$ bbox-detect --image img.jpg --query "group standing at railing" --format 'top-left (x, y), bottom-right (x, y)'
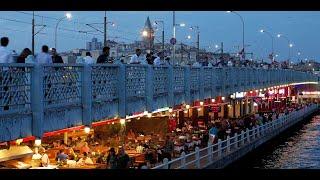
top-left (0, 36), bottom-right (169, 66)
top-left (0, 36), bottom-right (315, 70)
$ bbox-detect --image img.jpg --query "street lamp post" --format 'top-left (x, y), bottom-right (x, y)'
top-left (31, 12), bottom-right (46, 55)
top-left (190, 26), bottom-right (200, 61)
top-left (227, 11), bottom-right (245, 59)
top-left (155, 20), bottom-right (165, 52)
top-left (55, 13), bottom-right (72, 49)
top-left (297, 51), bottom-right (301, 62)
top-left (173, 11), bottom-right (176, 62)
top-left (104, 11), bottom-right (107, 47)
top-left (260, 29), bottom-right (274, 61)
top-left (277, 34), bottom-right (292, 61)
top-left (172, 11), bottom-right (186, 65)
top-left (32, 11), bottom-right (35, 55)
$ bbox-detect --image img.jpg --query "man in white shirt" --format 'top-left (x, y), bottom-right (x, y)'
top-left (0, 37), bottom-right (14, 63)
top-left (83, 52), bottom-right (94, 64)
top-left (153, 51), bottom-right (167, 66)
top-left (35, 45), bottom-right (52, 64)
top-left (77, 152), bottom-right (94, 166)
top-left (39, 147), bottom-right (50, 167)
top-left (130, 48), bottom-right (146, 64)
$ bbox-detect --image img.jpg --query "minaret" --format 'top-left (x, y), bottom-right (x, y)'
top-left (142, 16), bottom-right (155, 52)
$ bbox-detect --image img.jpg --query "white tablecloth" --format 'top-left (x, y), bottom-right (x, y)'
top-left (174, 145), bottom-right (184, 152)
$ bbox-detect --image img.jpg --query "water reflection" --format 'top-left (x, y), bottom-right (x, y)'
top-left (229, 114), bottom-right (320, 169)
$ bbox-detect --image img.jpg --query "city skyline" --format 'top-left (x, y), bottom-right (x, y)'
top-left (0, 11), bottom-right (319, 61)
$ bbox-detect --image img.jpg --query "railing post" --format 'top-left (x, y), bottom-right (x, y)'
top-left (234, 133), bottom-right (238, 148)
top-left (195, 147), bottom-right (200, 168)
top-left (163, 158), bottom-right (169, 169)
top-left (168, 65), bottom-right (174, 107)
top-left (217, 139), bottom-right (222, 158)
top-left (118, 64), bottom-right (126, 117)
top-left (256, 125), bottom-right (260, 138)
top-left (250, 126), bottom-right (255, 140)
top-left (146, 65), bottom-right (154, 112)
top-left (226, 136), bottom-right (230, 153)
top-left (82, 64), bottom-right (92, 126)
top-left (246, 128), bottom-right (250, 143)
top-left (181, 151), bottom-right (186, 169)
top-left (31, 64), bottom-right (44, 138)
top-left (241, 130), bottom-right (245, 146)
top-left (207, 141), bottom-right (213, 164)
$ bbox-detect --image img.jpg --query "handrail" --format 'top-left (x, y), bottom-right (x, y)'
top-left (0, 63), bottom-right (318, 142)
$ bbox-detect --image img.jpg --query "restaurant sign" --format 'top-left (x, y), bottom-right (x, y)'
top-left (211, 106), bottom-right (220, 113)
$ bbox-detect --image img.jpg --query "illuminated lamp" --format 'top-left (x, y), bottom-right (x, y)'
top-left (16, 139), bottom-right (23, 145)
top-left (84, 127), bottom-right (90, 134)
top-left (34, 139), bottom-right (41, 146)
top-left (120, 119), bottom-right (126, 125)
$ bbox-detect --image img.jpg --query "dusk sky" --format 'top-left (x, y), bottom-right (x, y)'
top-left (0, 11), bottom-right (319, 62)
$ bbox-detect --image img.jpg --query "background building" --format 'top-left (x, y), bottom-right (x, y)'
top-left (142, 16), bottom-right (155, 52)
top-left (86, 37), bottom-right (102, 51)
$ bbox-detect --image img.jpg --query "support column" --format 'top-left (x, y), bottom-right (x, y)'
top-left (233, 100), bottom-right (236, 118)
top-left (64, 132), bottom-right (68, 145)
top-left (118, 64), bottom-right (126, 117)
top-left (250, 99), bottom-right (254, 114)
top-left (239, 100), bottom-right (243, 117)
top-left (82, 64), bottom-right (92, 126)
top-left (245, 98), bottom-right (249, 115)
top-left (178, 111), bottom-right (185, 128)
top-left (146, 65), bottom-right (154, 112)
top-left (31, 64), bottom-right (44, 138)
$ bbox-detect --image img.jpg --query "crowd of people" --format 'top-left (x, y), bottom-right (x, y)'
top-left (0, 36), bottom-right (170, 66)
top-left (207, 103), bottom-right (309, 144)
top-left (0, 37), bottom-right (64, 64)
top-left (0, 36), bottom-right (300, 70)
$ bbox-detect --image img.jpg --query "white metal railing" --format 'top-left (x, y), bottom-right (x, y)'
top-left (152, 104), bottom-right (318, 169)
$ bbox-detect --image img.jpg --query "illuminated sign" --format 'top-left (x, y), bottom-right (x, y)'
top-left (279, 89), bottom-right (285, 94)
top-left (235, 92), bottom-right (245, 98)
